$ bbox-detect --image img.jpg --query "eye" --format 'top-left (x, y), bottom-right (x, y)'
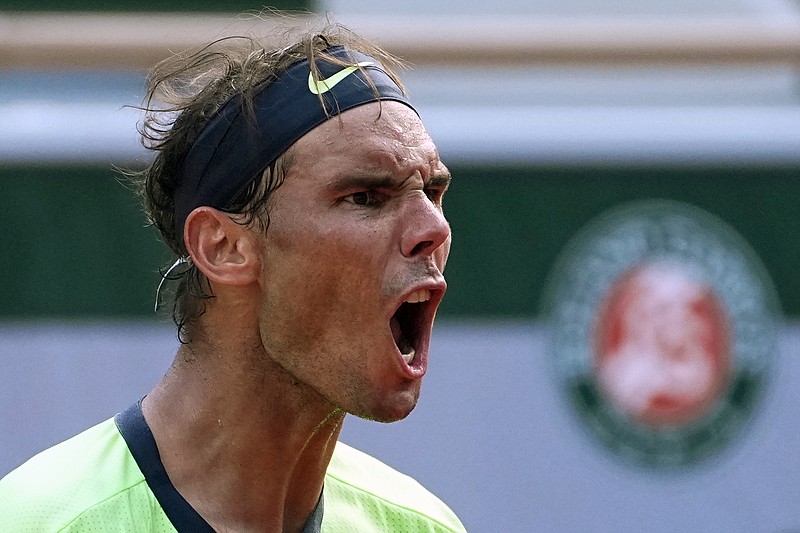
top-left (347, 191), bottom-right (371, 206)
top-left (343, 190), bottom-right (385, 207)
top-left (424, 186), bottom-right (445, 204)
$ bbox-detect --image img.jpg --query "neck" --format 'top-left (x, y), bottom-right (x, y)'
top-left (142, 334), bottom-right (345, 533)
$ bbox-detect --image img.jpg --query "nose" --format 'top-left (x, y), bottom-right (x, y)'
top-left (401, 194), bottom-right (451, 259)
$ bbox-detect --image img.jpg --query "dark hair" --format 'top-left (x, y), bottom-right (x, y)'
top-left (130, 22), bottom-right (407, 342)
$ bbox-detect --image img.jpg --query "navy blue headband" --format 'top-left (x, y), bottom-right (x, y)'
top-left (173, 45), bottom-right (416, 238)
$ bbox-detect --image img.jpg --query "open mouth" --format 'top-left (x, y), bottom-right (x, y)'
top-left (390, 289), bottom-right (432, 365)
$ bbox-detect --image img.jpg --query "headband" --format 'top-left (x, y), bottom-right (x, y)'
top-left (173, 45), bottom-right (416, 238)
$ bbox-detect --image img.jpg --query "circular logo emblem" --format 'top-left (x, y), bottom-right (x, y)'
top-left (542, 200), bottom-right (778, 468)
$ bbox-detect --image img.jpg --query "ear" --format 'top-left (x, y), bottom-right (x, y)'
top-left (183, 207), bottom-right (260, 286)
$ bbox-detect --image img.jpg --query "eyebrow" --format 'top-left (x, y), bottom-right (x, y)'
top-left (328, 173), bottom-right (397, 192)
top-left (329, 171), bottom-right (452, 192)
top-left (428, 172), bottom-right (452, 190)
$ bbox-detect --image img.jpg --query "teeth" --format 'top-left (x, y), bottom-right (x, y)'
top-left (405, 289), bottom-right (431, 304)
top-left (402, 348), bottom-right (416, 365)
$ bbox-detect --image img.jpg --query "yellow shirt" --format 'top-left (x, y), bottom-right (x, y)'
top-left (0, 404), bottom-right (466, 533)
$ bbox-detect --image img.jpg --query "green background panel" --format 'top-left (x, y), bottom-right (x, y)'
top-left (1, 1), bottom-right (310, 12)
top-left (440, 165), bottom-right (800, 318)
top-left (1, 164), bottom-right (798, 319)
top-left (0, 166), bottom-right (169, 318)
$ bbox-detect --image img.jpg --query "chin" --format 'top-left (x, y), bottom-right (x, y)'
top-left (353, 390), bottom-right (420, 423)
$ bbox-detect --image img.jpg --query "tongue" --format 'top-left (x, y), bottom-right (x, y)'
top-left (391, 315), bottom-right (403, 344)
top-left (390, 315), bottom-right (413, 356)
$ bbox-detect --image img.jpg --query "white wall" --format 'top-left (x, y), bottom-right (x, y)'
top-left (2, 321), bottom-right (798, 532)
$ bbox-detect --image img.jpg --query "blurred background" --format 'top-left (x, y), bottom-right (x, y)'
top-left (2, 1), bottom-right (800, 531)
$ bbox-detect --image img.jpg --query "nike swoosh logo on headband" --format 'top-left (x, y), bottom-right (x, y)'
top-left (308, 61), bottom-right (374, 95)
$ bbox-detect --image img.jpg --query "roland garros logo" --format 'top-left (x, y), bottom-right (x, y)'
top-left (542, 200), bottom-right (778, 468)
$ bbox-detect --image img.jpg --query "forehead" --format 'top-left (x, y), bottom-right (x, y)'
top-left (288, 101), bottom-right (445, 178)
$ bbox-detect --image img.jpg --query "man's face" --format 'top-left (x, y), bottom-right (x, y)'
top-left (254, 101), bottom-right (451, 422)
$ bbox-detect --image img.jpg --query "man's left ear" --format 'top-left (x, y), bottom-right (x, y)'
top-left (183, 207), bottom-right (261, 287)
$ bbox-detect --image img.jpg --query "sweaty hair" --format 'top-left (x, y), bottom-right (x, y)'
top-left (132, 22), bottom-right (407, 342)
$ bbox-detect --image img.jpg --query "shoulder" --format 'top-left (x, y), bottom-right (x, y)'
top-left (324, 441), bottom-right (467, 533)
top-left (0, 417), bottom-right (171, 532)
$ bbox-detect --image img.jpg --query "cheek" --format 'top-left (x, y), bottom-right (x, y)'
top-left (259, 226), bottom-right (385, 351)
